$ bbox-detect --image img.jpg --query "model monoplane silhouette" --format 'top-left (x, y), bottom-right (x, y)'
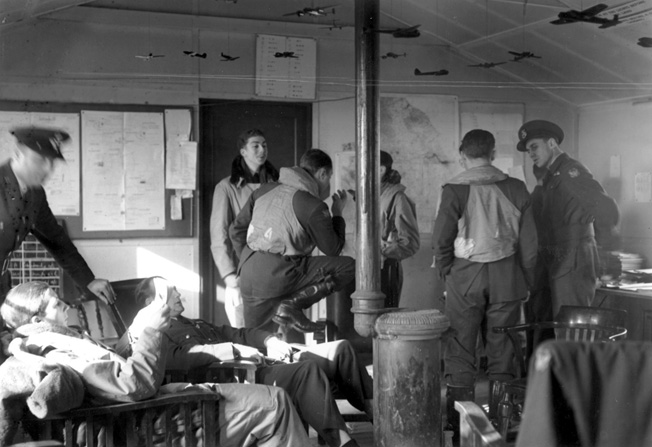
top-left (414, 68), bottom-right (449, 76)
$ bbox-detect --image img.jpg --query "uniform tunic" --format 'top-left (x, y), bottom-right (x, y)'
top-left (0, 162), bottom-right (95, 301)
top-left (538, 153), bottom-right (619, 314)
top-left (164, 316), bottom-right (372, 447)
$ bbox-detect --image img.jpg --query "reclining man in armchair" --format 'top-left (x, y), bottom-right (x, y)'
top-left (0, 280), bottom-right (311, 446)
top-left (131, 276), bottom-right (373, 447)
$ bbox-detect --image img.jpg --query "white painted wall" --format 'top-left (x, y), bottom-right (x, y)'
top-left (579, 101), bottom-right (652, 267)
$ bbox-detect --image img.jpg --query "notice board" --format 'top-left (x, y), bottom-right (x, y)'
top-left (0, 101), bottom-right (194, 239)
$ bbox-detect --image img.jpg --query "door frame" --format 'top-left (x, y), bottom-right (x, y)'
top-left (198, 99), bottom-right (312, 323)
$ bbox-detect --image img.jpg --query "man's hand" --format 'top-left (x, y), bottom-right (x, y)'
top-left (129, 299), bottom-right (170, 340)
top-left (265, 336), bottom-right (294, 361)
top-left (87, 279), bottom-right (116, 304)
top-left (232, 343), bottom-right (265, 364)
top-left (330, 189), bottom-right (348, 217)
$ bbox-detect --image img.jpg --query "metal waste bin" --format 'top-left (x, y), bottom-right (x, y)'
top-left (374, 309), bottom-right (450, 447)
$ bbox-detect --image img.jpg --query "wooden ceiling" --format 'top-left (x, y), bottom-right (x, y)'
top-left (1, 0), bottom-right (651, 107)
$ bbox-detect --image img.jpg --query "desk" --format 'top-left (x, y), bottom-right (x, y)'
top-left (595, 287), bottom-right (652, 341)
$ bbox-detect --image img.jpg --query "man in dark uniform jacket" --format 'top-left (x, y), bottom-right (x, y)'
top-left (131, 277), bottom-right (371, 447)
top-left (0, 127), bottom-right (115, 305)
top-left (516, 120), bottom-right (620, 316)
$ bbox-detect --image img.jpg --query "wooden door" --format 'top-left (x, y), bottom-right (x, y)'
top-left (199, 99), bottom-right (312, 323)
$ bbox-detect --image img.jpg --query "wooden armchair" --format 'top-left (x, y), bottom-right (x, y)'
top-left (491, 305), bottom-right (628, 438)
top-left (33, 391), bottom-right (220, 447)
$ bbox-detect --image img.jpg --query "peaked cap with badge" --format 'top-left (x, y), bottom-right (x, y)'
top-left (516, 120), bottom-right (564, 152)
top-left (10, 126), bottom-right (70, 160)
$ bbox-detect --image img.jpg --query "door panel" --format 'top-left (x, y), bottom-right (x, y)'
top-left (199, 99), bottom-right (312, 323)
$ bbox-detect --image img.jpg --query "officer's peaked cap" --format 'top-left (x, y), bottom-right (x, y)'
top-left (10, 126), bottom-right (70, 160)
top-left (517, 120), bottom-right (564, 152)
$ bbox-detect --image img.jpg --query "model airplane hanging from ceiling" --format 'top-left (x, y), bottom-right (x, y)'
top-left (320, 20), bottom-right (345, 30)
top-left (275, 51), bottom-right (299, 58)
top-left (381, 52), bottom-right (407, 59)
top-left (135, 53), bottom-right (165, 60)
top-left (637, 37), bottom-right (652, 48)
top-left (220, 52), bottom-right (240, 61)
top-left (184, 51), bottom-right (207, 58)
top-left (550, 4), bottom-right (620, 29)
top-left (368, 25), bottom-right (421, 38)
top-left (283, 5), bottom-right (338, 17)
top-left (509, 51), bottom-right (541, 61)
top-left (414, 68), bottom-right (449, 76)
top-left (468, 61), bottom-right (506, 68)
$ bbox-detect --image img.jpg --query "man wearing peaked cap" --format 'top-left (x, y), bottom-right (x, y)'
top-left (10, 126), bottom-right (69, 160)
top-left (0, 126), bottom-right (116, 307)
top-left (516, 119), bottom-right (620, 318)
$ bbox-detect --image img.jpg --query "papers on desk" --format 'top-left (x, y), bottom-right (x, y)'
top-left (618, 282), bottom-right (652, 291)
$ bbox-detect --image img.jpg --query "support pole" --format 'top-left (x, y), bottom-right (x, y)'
top-left (352, 0), bottom-right (385, 338)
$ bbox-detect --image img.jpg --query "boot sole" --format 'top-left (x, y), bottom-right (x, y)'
top-left (272, 314), bottom-right (323, 333)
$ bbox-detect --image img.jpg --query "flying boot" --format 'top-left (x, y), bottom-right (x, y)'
top-left (445, 384), bottom-right (475, 444)
top-left (487, 380), bottom-right (505, 422)
top-left (272, 278), bottom-right (336, 333)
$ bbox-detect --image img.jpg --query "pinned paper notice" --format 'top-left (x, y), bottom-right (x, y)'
top-left (634, 172), bottom-right (652, 203)
top-left (171, 194), bottom-right (182, 220)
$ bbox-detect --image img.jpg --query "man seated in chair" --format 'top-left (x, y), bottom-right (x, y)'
top-left (230, 148), bottom-right (356, 334)
top-left (0, 281), bottom-right (312, 447)
top-left (133, 276), bottom-right (372, 447)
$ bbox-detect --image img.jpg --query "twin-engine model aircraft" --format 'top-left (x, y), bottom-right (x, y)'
top-left (468, 61), bottom-right (506, 68)
top-left (509, 51), bottom-right (542, 61)
top-left (414, 68), bottom-right (449, 76)
top-left (220, 53), bottom-right (240, 61)
top-left (136, 53), bottom-right (165, 60)
top-left (184, 51), bottom-right (207, 58)
top-left (551, 4), bottom-right (620, 29)
top-left (381, 52), bottom-right (407, 59)
top-left (369, 25), bottom-right (421, 38)
top-left (275, 52), bottom-right (299, 58)
top-left (283, 5), bottom-right (338, 17)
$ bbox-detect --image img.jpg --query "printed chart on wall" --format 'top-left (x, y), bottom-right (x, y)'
top-left (380, 95), bottom-right (460, 233)
top-left (335, 95), bottom-right (460, 238)
top-left (460, 102), bottom-right (525, 181)
top-left (255, 34), bottom-right (317, 100)
top-left (0, 111), bottom-right (81, 216)
top-left (81, 110), bottom-right (165, 232)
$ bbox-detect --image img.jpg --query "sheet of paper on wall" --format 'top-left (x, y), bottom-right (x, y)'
top-left (0, 111), bottom-right (81, 216)
top-left (124, 112), bottom-right (165, 230)
top-left (82, 110), bottom-right (165, 231)
top-left (166, 141), bottom-right (197, 189)
top-left (170, 189), bottom-right (194, 221)
top-left (255, 34), bottom-right (317, 100)
top-left (170, 194), bottom-right (182, 220)
top-left (634, 172), bottom-right (652, 203)
top-left (509, 165), bottom-right (526, 182)
top-left (165, 109), bottom-right (196, 190)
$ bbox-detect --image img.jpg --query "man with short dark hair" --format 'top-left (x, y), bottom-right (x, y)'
top-left (0, 127), bottom-right (115, 306)
top-left (516, 119), bottom-right (620, 315)
top-left (433, 129), bottom-right (537, 437)
top-left (230, 148), bottom-right (355, 333)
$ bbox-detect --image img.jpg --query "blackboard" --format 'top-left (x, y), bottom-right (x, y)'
top-left (0, 101), bottom-right (194, 239)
